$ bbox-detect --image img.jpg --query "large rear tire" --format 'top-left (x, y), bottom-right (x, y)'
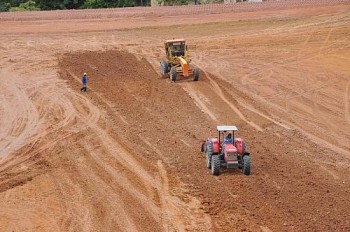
top-left (193, 68), bottom-right (199, 81)
top-left (211, 155), bottom-right (220, 176)
top-left (160, 61), bottom-right (168, 77)
top-left (170, 67), bottom-right (177, 82)
top-left (243, 155), bottom-right (251, 176)
top-left (206, 143), bottom-right (213, 155)
top-left (242, 140), bottom-right (247, 154)
top-left (206, 153), bottom-right (211, 169)
top-left (205, 143), bottom-right (213, 169)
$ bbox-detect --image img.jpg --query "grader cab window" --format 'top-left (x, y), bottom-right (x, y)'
top-left (170, 42), bottom-right (185, 57)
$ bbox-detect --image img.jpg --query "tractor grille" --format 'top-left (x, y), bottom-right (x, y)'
top-left (227, 161), bottom-right (238, 169)
top-left (227, 152), bottom-right (238, 160)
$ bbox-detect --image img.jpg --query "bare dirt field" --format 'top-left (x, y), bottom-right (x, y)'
top-left (0, 0), bottom-right (350, 231)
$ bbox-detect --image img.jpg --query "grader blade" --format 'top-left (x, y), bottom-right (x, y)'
top-left (178, 57), bottom-right (189, 77)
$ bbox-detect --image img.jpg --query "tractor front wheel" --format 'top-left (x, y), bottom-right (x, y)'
top-left (160, 61), bottom-right (168, 77)
top-left (193, 68), bottom-right (199, 81)
top-left (211, 155), bottom-right (220, 176)
top-left (170, 67), bottom-right (177, 82)
top-left (243, 155), bottom-right (251, 176)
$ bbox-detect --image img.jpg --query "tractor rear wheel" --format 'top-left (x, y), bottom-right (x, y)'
top-left (170, 67), bottom-right (177, 82)
top-left (206, 153), bottom-right (211, 169)
top-left (243, 155), bottom-right (251, 176)
top-left (193, 68), bottom-right (199, 81)
top-left (160, 61), bottom-right (168, 77)
top-left (206, 143), bottom-right (213, 169)
top-left (242, 140), bottom-right (247, 154)
top-left (211, 155), bottom-right (220, 176)
top-left (206, 143), bottom-right (213, 155)
top-left (239, 141), bottom-right (247, 170)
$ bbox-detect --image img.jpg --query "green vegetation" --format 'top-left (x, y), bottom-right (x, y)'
top-left (0, 0), bottom-right (151, 12)
top-left (0, 2), bottom-right (10, 11)
top-left (83, 0), bottom-right (107, 8)
top-left (9, 0), bottom-right (40, 11)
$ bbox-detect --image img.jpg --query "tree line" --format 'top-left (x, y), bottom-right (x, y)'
top-left (0, 0), bottom-right (151, 12)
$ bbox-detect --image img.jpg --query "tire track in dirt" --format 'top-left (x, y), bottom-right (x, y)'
top-left (205, 73), bottom-right (263, 131)
top-left (60, 61), bottom-right (213, 231)
top-left (178, 49), bottom-right (264, 131)
top-left (66, 70), bottom-right (130, 126)
top-left (63, 78), bottom-right (172, 231)
top-left (1, 4), bottom-right (350, 231)
top-left (0, 67), bottom-right (101, 231)
top-left (0, 172), bottom-right (63, 231)
top-left (61, 50), bottom-right (333, 231)
top-left (86, 143), bottom-right (160, 216)
top-left (181, 83), bottom-right (218, 122)
top-left (0, 70), bottom-right (41, 162)
top-left (9, 83), bottom-right (98, 161)
top-left (344, 80), bottom-right (350, 125)
top-left (293, 21), bottom-right (350, 154)
top-left (0, 79), bottom-right (169, 230)
top-left (55, 170), bottom-right (96, 232)
top-left (190, 44), bottom-right (294, 131)
top-left (1, 53), bottom-right (168, 230)
top-left (192, 14), bottom-right (350, 156)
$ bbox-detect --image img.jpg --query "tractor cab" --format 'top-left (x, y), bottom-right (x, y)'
top-left (165, 39), bottom-right (187, 59)
top-left (217, 125), bottom-right (238, 148)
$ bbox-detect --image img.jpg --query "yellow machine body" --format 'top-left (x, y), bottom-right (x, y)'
top-left (164, 39), bottom-right (193, 77)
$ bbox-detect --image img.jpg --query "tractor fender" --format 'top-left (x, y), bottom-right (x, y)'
top-left (234, 138), bottom-right (247, 155)
top-left (204, 138), bottom-right (219, 155)
top-left (210, 138), bottom-right (220, 153)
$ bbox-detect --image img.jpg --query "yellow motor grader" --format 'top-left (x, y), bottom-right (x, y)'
top-left (160, 39), bottom-right (199, 82)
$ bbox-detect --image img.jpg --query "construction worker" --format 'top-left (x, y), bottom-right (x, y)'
top-left (81, 73), bottom-right (87, 92)
top-left (224, 133), bottom-right (233, 144)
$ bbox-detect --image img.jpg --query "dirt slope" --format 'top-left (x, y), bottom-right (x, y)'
top-left (57, 49), bottom-right (350, 231)
top-left (1, 1), bottom-right (350, 231)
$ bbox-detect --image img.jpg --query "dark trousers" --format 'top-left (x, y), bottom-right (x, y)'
top-left (81, 84), bottom-right (87, 92)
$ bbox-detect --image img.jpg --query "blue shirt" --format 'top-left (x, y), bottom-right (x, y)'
top-left (82, 75), bottom-right (87, 84)
top-left (224, 137), bottom-right (233, 144)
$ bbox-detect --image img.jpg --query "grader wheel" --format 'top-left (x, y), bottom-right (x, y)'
top-left (193, 68), bottom-right (199, 81)
top-left (170, 67), bottom-right (177, 82)
top-left (160, 61), bottom-right (168, 77)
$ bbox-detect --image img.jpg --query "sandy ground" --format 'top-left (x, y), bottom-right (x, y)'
top-left (0, 0), bottom-right (350, 231)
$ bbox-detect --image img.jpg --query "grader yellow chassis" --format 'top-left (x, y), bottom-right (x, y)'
top-left (160, 39), bottom-right (199, 82)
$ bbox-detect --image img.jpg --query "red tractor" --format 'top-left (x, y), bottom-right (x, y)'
top-left (201, 125), bottom-right (251, 176)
